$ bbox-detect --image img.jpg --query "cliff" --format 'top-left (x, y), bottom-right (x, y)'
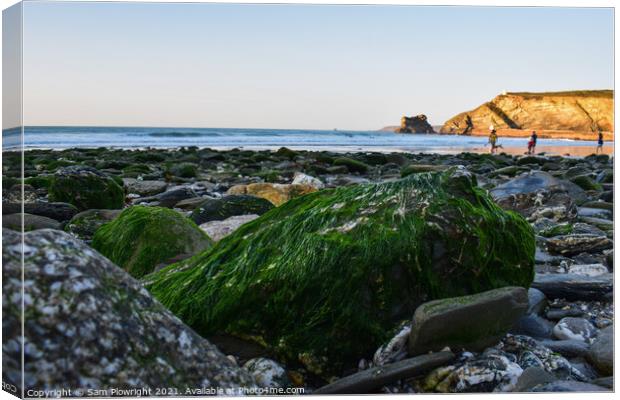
top-left (440, 90), bottom-right (614, 139)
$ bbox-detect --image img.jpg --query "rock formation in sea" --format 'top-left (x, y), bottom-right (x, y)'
top-left (440, 90), bottom-right (613, 138)
top-left (396, 114), bottom-right (436, 134)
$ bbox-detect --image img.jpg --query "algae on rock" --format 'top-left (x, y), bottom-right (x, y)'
top-left (146, 169), bottom-right (535, 374)
top-left (92, 206), bottom-right (212, 278)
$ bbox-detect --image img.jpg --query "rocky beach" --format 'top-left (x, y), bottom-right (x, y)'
top-left (1, 146), bottom-right (614, 395)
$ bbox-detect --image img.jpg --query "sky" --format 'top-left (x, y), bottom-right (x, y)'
top-left (3, 2), bottom-right (615, 130)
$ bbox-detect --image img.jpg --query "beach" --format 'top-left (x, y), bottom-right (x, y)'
top-left (2, 145), bottom-right (614, 393)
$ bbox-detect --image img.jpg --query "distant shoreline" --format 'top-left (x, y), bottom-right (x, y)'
top-left (379, 127), bottom-right (615, 142)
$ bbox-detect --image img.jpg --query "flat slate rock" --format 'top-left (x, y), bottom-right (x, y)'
top-left (3, 213), bottom-right (61, 231)
top-left (531, 273), bottom-right (613, 301)
top-left (538, 340), bottom-right (590, 358)
top-left (3, 201), bottom-right (78, 222)
top-left (408, 287), bottom-right (528, 355)
top-left (314, 352), bottom-right (454, 394)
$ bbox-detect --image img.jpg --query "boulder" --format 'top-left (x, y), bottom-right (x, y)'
top-left (123, 178), bottom-right (167, 196)
top-left (191, 195), bottom-right (274, 225)
top-left (146, 170), bottom-right (535, 373)
top-left (48, 166), bottom-right (125, 211)
top-left (408, 287), bottom-right (529, 355)
top-left (226, 183), bottom-right (317, 206)
top-left (200, 214), bottom-right (260, 242)
top-left (63, 209), bottom-right (122, 242)
top-left (587, 326), bottom-right (613, 375)
top-left (396, 114), bottom-right (435, 134)
top-left (1, 228), bottom-right (255, 394)
top-left (2, 213), bottom-right (61, 231)
top-left (92, 206), bottom-right (212, 278)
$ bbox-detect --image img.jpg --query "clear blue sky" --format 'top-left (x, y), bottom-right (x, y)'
top-left (12, 2), bottom-right (615, 130)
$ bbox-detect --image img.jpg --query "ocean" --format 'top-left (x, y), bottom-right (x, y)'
top-left (2, 126), bottom-right (613, 156)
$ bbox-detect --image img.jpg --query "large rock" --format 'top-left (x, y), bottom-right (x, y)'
top-left (587, 326), bottom-right (613, 375)
top-left (92, 206), bottom-right (212, 278)
top-left (396, 114), bottom-right (435, 134)
top-left (227, 183), bottom-right (317, 206)
top-left (190, 195), bottom-right (274, 225)
top-left (490, 171), bottom-right (586, 220)
top-left (146, 169), bottom-right (535, 373)
top-left (408, 287), bottom-right (529, 355)
top-left (1, 229), bottom-right (255, 394)
top-left (552, 317), bottom-right (597, 342)
top-left (48, 166), bottom-right (125, 211)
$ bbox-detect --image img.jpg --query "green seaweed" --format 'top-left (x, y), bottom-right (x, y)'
top-left (92, 206), bottom-right (213, 278)
top-left (145, 169), bottom-right (535, 374)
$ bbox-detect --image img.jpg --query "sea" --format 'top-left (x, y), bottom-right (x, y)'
top-left (2, 126), bottom-right (613, 156)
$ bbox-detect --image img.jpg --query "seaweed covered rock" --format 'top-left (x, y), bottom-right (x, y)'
top-left (146, 169), bottom-right (535, 373)
top-left (92, 206), bottom-right (212, 278)
top-left (48, 166), bottom-right (125, 211)
top-left (2, 228), bottom-right (256, 394)
top-left (191, 195), bottom-right (274, 225)
top-left (64, 209), bottom-right (122, 242)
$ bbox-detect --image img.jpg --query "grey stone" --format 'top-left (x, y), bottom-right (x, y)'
top-left (123, 178), bottom-right (167, 196)
top-left (529, 380), bottom-right (609, 392)
top-left (510, 315), bottom-right (554, 339)
top-left (132, 187), bottom-right (198, 208)
top-left (553, 317), bottom-right (598, 342)
top-left (243, 358), bottom-right (290, 389)
top-left (512, 367), bottom-right (556, 392)
top-left (199, 214), bottom-right (260, 242)
top-left (539, 340), bottom-right (590, 358)
top-left (546, 234), bottom-right (613, 256)
top-left (532, 273), bottom-right (613, 301)
top-left (314, 352), bottom-right (454, 394)
top-left (3, 201), bottom-right (78, 222)
top-left (587, 326), bottom-right (613, 375)
top-left (3, 213), bottom-right (61, 231)
top-left (527, 288), bottom-right (548, 315)
top-left (1, 228), bottom-right (256, 393)
top-left (408, 287), bottom-right (528, 355)
top-left (591, 376), bottom-right (613, 389)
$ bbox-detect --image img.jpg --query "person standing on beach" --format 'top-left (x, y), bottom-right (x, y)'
top-left (488, 126), bottom-right (499, 154)
top-left (531, 131), bottom-right (537, 154)
top-left (596, 130), bottom-right (604, 153)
